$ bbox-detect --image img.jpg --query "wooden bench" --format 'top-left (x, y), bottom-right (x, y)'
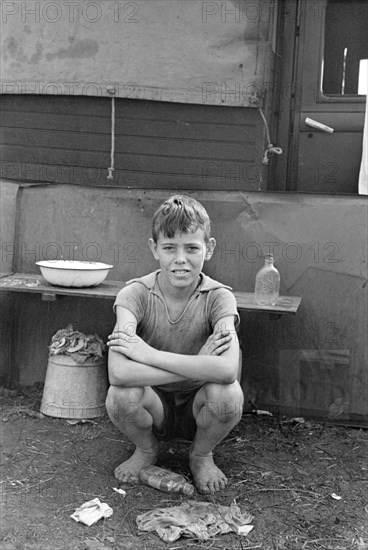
top-left (0, 272), bottom-right (302, 315)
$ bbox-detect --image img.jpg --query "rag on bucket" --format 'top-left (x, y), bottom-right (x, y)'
top-left (136, 500), bottom-right (254, 542)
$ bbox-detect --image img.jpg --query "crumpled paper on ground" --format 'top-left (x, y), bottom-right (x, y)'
top-left (71, 498), bottom-right (113, 526)
top-left (136, 500), bottom-right (254, 542)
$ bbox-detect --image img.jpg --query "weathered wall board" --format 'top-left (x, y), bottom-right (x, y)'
top-left (0, 95), bottom-right (265, 191)
top-left (1, 0), bottom-right (274, 106)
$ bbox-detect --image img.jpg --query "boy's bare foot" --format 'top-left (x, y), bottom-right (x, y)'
top-left (114, 446), bottom-right (159, 483)
top-left (189, 452), bottom-right (228, 494)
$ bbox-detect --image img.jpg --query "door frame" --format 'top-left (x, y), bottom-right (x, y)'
top-left (272, 0), bottom-right (366, 193)
top-left (271, 0), bottom-right (301, 191)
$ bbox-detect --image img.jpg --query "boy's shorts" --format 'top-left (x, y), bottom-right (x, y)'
top-left (151, 386), bottom-right (202, 441)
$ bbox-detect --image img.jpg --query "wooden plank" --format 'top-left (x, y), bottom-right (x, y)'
top-left (0, 96), bottom-right (260, 124)
top-left (0, 274), bottom-right (121, 299)
top-left (0, 96), bottom-right (110, 118)
top-left (2, 147), bottom-right (257, 172)
top-left (0, 274), bottom-right (302, 314)
top-left (232, 291), bottom-right (301, 314)
top-left (2, 128), bottom-right (255, 160)
top-left (1, 112), bottom-right (259, 143)
top-left (0, 159), bottom-right (262, 190)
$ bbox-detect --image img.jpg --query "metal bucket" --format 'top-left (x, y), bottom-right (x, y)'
top-left (40, 355), bottom-right (108, 419)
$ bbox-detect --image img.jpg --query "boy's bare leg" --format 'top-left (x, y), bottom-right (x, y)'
top-left (105, 385), bottom-right (165, 482)
top-left (190, 381), bottom-right (243, 494)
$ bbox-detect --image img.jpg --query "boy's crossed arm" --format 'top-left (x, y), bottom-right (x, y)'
top-left (107, 307), bottom-right (239, 387)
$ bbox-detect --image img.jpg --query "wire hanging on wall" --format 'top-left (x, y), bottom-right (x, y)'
top-left (107, 94), bottom-right (115, 180)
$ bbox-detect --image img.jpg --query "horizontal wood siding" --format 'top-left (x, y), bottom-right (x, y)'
top-left (0, 95), bottom-right (265, 191)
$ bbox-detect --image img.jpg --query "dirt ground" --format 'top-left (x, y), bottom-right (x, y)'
top-left (1, 385), bottom-right (367, 550)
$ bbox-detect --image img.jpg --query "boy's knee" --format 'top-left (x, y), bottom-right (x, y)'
top-left (105, 385), bottom-right (144, 420)
top-left (202, 381), bottom-right (244, 423)
top-left (204, 381), bottom-right (243, 404)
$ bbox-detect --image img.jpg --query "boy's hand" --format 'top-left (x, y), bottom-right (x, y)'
top-left (198, 330), bottom-right (232, 356)
top-left (107, 329), bottom-right (153, 365)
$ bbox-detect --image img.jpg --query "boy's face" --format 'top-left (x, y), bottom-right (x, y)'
top-left (149, 229), bottom-right (216, 291)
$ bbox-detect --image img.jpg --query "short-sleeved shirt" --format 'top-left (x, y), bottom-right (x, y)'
top-left (113, 270), bottom-right (239, 393)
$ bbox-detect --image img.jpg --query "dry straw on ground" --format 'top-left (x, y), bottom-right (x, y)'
top-left (1, 386), bottom-right (367, 550)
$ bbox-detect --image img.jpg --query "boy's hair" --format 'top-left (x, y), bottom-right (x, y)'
top-left (152, 195), bottom-right (211, 243)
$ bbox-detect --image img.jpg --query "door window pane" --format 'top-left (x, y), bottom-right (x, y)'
top-left (322, 0), bottom-right (368, 95)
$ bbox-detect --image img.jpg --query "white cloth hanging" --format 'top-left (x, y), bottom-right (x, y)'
top-left (358, 94), bottom-right (368, 194)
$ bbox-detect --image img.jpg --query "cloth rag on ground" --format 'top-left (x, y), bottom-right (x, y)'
top-left (136, 500), bottom-right (254, 542)
top-left (70, 498), bottom-right (113, 527)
